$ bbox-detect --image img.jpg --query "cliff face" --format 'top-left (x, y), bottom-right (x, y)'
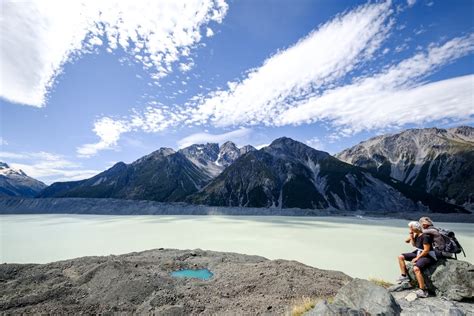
top-left (337, 126), bottom-right (474, 210)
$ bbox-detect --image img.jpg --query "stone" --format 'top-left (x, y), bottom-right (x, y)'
top-left (307, 300), bottom-right (368, 316)
top-left (387, 281), bottom-right (412, 292)
top-left (333, 278), bottom-right (401, 315)
top-left (407, 259), bottom-right (473, 301)
top-left (404, 292), bottom-right (417, 302)
top-left (306, 278), bottom-right (401, 316)
top-left (391, 291), bottom-right (474, 316)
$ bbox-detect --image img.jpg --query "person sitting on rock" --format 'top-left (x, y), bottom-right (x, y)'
top-left (396, 221), bottom-right (437, 298)
top-left (419, 216), bottom-right (445, 257)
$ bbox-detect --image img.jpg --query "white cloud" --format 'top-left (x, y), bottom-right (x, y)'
top-left (275, 35), bottom-right (474, 134)
top-left (76, 1), bottom-right (474, 156)
top-left (179, 62), bottom-right (195, 72)
top-left (407, 0), bottom-right (417, 7)
top-left (77, 106), bottom-right (185, 157)
top-left (185, 1), bottom-right (393, 126)
top-left (0, 0), bottom-right (228, 107)
top-left (177, 128), bottom-right (252, 148)
top-left (305, 137), bottom-right (325, 151)
top-left (0, 151), bottom-right (100, 184)
top-left (0, 137), bottom-right (8, 146)
top-left (206, 27), bottom-right (215, 37)
top-left (77, 118), bottom-right (130, 158)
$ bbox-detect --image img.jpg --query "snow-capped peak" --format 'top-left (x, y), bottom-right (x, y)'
top-left (0, 162), bottom-right (27, 177)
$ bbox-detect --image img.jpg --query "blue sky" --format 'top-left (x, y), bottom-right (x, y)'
top-left (1, 0), bottom-right (473, 184)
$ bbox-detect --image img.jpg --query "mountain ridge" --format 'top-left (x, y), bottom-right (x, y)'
top-left (336, 126), bottom-right (474, 210)
top-left (189, 137), bottom-right (466, 213)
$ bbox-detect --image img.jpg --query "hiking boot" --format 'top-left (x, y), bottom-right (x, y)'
top-left (415, 289), bottom-right (429, 298)
top-left (396, 275), bottom-right (410, 283)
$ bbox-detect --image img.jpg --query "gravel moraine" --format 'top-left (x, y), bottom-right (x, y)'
top-left (0, 248), bottom-right (351, 315)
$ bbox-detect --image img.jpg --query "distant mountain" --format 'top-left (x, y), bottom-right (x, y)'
top-left (336, 126), bottom-right (474, 210)
top-left (36, 136), bottom-right (468, 214)
top-left (38, 148), bottom-right (210, 202)
top-left (38, 142), bottom-right (256, 202)
top-left (178, 142), bottom-right (255, 177)
top-left (189, 138), bottom-right (466, 213)
top-left (0, 162), bottom-right (47, 197)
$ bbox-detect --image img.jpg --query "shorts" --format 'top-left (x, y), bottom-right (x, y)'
top-left (402, 251), bottom-right (435, 270)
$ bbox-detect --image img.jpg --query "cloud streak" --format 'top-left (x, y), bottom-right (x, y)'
top-left (0, 151), bottom-right (100, 184)
top-left (185, 1), bottom-right (393, 126)
top-left (0, 0), bottom-right (228, 107)
top-left (275, 35), bottom-right (474, 134)
top-left (177, 128), bottom-right (252, 148)
top-left (78, 1), bottom-right (474, 157)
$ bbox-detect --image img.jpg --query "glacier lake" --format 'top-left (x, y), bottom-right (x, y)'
top-left (1, 214), bottom-right (472, 281)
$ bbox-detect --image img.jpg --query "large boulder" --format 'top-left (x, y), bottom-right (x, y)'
top-left (307, 278), bottom-right (401, 315)
top-left (407, 259), bottom-right (473, 301)
top-left (390, 291), bottom-right (474, 315)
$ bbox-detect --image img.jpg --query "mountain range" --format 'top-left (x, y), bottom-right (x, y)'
top-left (2, 126), bottom-right (472, 214)
top-left (37, 142), bottom-right (254, 202)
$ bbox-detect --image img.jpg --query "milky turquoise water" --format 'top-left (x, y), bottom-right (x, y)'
top-left (171, 269), bottom-right (213, 280)
top-left (1, 214), bottom-right (472, 280)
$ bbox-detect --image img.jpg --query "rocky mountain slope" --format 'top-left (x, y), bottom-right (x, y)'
top-left (336, 126), bottom-right (474, 210)
top-left (0, 162), bottom-right (46, 197)
top-left (178, 142), bottom-right (255, 177)
top-left (38, 148), bottom-right (210, 202)
top-left (38, 142), bottom-right (254, 202)
top-left (189, 138), bottom-right (467, 213)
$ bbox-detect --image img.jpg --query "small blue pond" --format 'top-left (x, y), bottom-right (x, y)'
top-left (170, 269), bottom-right (214, 280)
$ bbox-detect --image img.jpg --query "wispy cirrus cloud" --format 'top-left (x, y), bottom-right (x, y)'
top-left (0, 151), bottom-right (100, 184)
top-left (78, 1), bottom-right (474, 157)
top-left (0, 0), bottom-right (228, 107)
top-left (275, 34), bottom-right (474, 134)
top-left (177, 128), bottom-right (252, 148)
top-left (180, 7), bottom-right (473, 136)
top-left (185, 1), bottom-right (394, 126)
top-left (77, 1), bottom-right (393, 156)
top-left (77, 106), bottom-right (184, 157)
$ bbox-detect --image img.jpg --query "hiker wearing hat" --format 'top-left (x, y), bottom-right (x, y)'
top-left (396, 221), bottom-right (436, 298)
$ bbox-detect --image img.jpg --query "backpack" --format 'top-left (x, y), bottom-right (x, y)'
top-left (425, 227), bottom-right (466, 259)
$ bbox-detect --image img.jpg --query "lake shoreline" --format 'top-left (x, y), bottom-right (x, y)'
top-left (1, 197), bottom-right (473, 223)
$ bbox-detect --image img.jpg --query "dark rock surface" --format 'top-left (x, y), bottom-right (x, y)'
top-left (309, 277), bottom-right (473, 316)
top-left (307, 278), bottom-right (401, 315)
top-left (0, 248), bottom-right (351, 314)
top-left (336, 126), bottom-right (474, 211)
top-left (391, 290), bottom-right (473, 316)
top-left (406, 259), bottom-right (474, 301)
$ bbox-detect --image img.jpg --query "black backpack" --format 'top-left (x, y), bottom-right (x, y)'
top-left (435, 228), bottom-right (466, 259)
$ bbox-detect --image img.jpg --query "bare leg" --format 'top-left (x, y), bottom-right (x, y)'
top-left (398, 255), bottom-right (408, 275)
top-left (413, 266), bottom-right (425, 289)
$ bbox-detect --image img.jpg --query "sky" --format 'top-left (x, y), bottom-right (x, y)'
top-left (0, 0), bottom-right (473, 185)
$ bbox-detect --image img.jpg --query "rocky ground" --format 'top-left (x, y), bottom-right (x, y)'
top-left (1, 248), bottom-right (472, 315)
top-left (391, 290), bottom-right (474, 315)
top-left (0, 248), bottom-right (351, 315)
